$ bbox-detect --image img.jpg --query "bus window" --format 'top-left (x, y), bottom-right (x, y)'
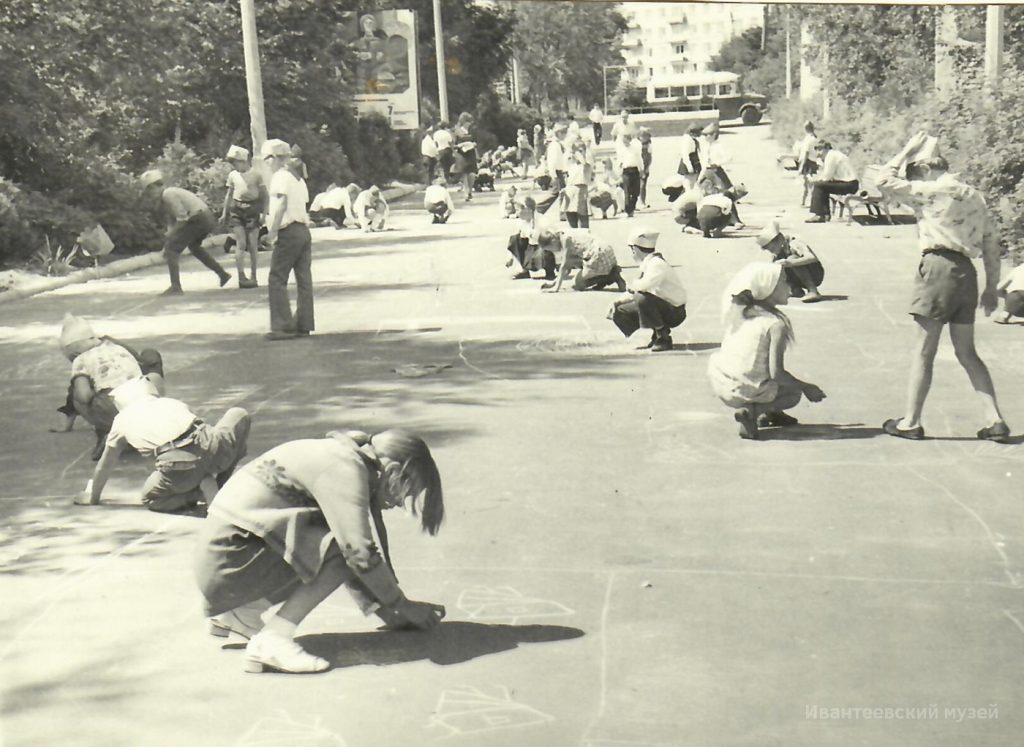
top-left (685, 85), bottom-right (701, 97)
top-left (718, 83), bottom-right (734, 95)
top-left (654, 87), bottom-right (670, 100)
top-left (701, 84), bottom-right (716, 97)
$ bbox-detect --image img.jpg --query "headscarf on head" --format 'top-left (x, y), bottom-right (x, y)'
top-left (60, 313), bottom-right (97, 350)
top-left (721, 262), bottom-right (783, 321)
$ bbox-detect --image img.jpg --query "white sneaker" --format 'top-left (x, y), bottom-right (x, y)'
top-left (208, 599), bottom-right (270, 640)
top-left (244, 631), bottom-right (330, 674)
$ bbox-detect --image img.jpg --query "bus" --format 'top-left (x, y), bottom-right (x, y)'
top-left (643, 71), bottom-right (767, 125)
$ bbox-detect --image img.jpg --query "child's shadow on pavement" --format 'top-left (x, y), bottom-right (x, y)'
top-left (758, 423), bottom-right (878, 441)
top-left (299, 621), bottom-right (584, 669)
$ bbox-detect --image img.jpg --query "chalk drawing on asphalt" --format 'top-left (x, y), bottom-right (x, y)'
top-left (234, 711), bottom-right (347, 747)
top-left (428, 685), bottom-right (554, 738)
top-left (456, 586), bottom-right (575, 624)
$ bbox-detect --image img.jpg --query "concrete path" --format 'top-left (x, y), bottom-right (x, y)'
top-left (1, 125), bottom-right (1021, 747)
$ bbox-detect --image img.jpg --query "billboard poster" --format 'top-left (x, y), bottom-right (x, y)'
top-left (345, 9), bottom-right (420, 130)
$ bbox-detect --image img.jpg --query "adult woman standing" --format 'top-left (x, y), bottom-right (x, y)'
top-left (195, 429), bottom-right (447, 674)
top-left (452, 111), bottom-right (478, 201)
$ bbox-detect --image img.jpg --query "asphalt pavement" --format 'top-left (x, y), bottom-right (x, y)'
top-left (1, 124), bottom-right (1022, 747)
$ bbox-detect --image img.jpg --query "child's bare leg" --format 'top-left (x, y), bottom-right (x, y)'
top-left (753, 383), bottom-right (803, 425)
top-left (948, 322), bottom-right (1006, 427)
top-left (232, 226), bottom-right (248, 281)
top-left (900, 316), bottom-right (943, 429)
top-left (246, 228), bottom-right (259, 283)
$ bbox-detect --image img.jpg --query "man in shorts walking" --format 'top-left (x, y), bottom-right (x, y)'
top-left (877, 132), bottom-right (1010, 442)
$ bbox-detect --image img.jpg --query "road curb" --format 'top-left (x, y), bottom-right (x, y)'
top-left (0, 184), bottom-right (422, 306)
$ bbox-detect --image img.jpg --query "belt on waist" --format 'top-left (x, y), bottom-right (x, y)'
top-left (154, 420), bottom-right (203, 457)
top-left (279, 221), bottom-right (310, 230)
top-left (922, 246), bottom-right (964, 256)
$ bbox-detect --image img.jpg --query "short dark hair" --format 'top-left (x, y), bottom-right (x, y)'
top-left (816, 140), bottom-right (832, 152)
top-left (906, 155), bottom-right (949, 180)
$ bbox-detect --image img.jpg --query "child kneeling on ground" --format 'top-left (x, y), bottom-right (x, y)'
top-left (994, 262), bottom-right (1024, 324)
top-left (423, 178), bottom-right (455, 224)
top-left (707, 262), bottom-right (826, 439)
top-left (538, 228), bottom-right (626, 294)
top-left (755, 221), bottom-right (825, 303)
top-left (608, 228), bottom-right (687, 352)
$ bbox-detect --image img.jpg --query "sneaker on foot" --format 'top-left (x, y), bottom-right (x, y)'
top-left (245, 631), bottom-right (329, 674)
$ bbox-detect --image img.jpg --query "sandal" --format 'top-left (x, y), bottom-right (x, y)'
top-left (758, 412), bottom-right (799, 427)
top-left (977, 422), bottom-right (1011, 443)
top-left (882, 418), bottom-right (925, 440)
top-left (735, 408), bottom-right (758, 440)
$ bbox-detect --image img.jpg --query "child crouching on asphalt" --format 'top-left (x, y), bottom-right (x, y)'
top-left (423, 178), bottom-right (455, 224)
top-left (608, 228), bottom-right (687, 351)
top-left (707, 262), bottom-right (826, 439)
top-left (994, 263), bottom-right (1024, 324)
top-left (755, 221), bottom-right (825, 303)
top-left (499, 184), bottom-right (520, 219)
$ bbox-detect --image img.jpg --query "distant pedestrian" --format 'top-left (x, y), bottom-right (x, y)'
top-left (516, 128), bottom-right (534, 178)
top-left (805, 141), bottom-right (858, 223)
top-left (876, 132), bottom-right (1010, 442)
top-left (756, 221), bottom-right (824, 302)
top-left (140, 170), bottom-right (231, 296)
top-left (678, 124), bottom-right (703, 188)
top-left (421, 125), bottom-right (439, 183)
top-left (611, 109), bottom-right (637, 143)
top-left (708, 262), bottom-right (826, 440)
top-left (194, 429), bottom-right (446, 674)
top-left (75, 376), bottom-right (251, 514)
top-left (220, 145), bottom-right (266, 289)
top-left (452, 112), bottom-right (478, 200)
top-left (616, 132), bottom-right (644, 217)
top-left (546, 125), bottom-right (568, 192)
top-left (353, 185), bottom-right (390, 232)
top-left (608, 229), bottom-right (687, 352)
top-left (423, 178), bottom-right (455, 224)
top-left (538, 228), bottom-right (626, 293)
top-left (532, 124), bottom-right (544, 172)
top-left (433, 121), bottom-right (454, 183)
top-left (698, 123), bottom-right (733, 193)
top-left (638, 127), bottom-right (653, 208)
top-left (562, 138), bottom-right (592, 229)
top-left (262, 139), bottom-right (314, 341)
top-left (589, 103), bottom-right (604, 145)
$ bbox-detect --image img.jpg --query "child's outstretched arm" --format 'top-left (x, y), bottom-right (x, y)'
top-left (767, 324), bottom-right (826, 402)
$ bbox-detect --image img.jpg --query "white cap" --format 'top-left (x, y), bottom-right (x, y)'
top-left (60, 313), bottom-right (96, 349)
top-left (139, 170), bottom-right (164, 189)
top-left (755, 220), bottom-right (783, 248)
top-left (226, 145), bottom-right (250, 161)
top-left (628, 228), bottom-right (660, 250)
top-left (260, 139), bottom-right (291, 158)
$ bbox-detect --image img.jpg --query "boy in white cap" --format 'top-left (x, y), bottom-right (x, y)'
top-left (609, 229), bottom-right (687, 351)
top-left (423, 177), bottom-right (455, 224)
top-left (75, 377), bottom-right (251, 514)
top-left (140, 170), bottom-right (232, 295)
top-left (755, 221), bottom-right (824, 302)
top-left (994, 263), bottom-right (1024, 324)
top-left (353, 185), bottom-right (389, 232)
top-left (220, 145), bottom-right (267, 289)
top-left (262, 138), bottom-right (314, 341)
top-left (57, 314), bottom-right (165, 459)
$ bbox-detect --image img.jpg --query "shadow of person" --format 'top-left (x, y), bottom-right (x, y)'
top-left (758, 423), bottom-right (879, 441)
top-left (298, 621), bottom-right (584, 669)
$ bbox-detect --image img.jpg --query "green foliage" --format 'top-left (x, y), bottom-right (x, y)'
top-left (771, 70), bottom-right (1024, 257)
top-left (511, 1), bottom-right (627, 113)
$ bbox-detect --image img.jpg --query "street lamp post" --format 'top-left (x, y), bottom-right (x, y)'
top-left (433, 0), bottom-right (449, 122)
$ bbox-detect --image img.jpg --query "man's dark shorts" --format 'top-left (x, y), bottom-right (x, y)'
top-left (909, 249), bottom-right (978, 324)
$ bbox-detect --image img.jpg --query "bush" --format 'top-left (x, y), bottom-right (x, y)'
top-left (769, 72), bottom-right (1024, 261)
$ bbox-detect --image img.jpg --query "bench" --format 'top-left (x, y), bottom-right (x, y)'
top-left (830, 165), bottom-right (897, 224)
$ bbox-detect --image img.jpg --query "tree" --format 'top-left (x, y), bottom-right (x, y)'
top-left (510, 2), bottom-right (627, 114)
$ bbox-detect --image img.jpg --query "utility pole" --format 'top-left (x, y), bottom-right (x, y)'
top-left (985, 4), bottom-right (1004, 90)
top-left (433, 0), bottom-right (450, 122)
top-left (784, 7), bottom-right (792, 99)
top-left (239, 0), bottom-right (267, 155)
